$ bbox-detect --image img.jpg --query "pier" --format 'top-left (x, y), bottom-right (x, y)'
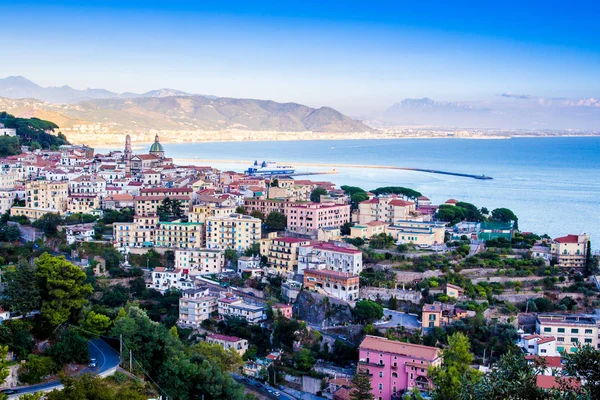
top-left (176, 158), bottom-right (493, 180)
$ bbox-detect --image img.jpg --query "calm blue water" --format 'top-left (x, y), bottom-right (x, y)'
top-left (104, 138), bottom-right (600, 247)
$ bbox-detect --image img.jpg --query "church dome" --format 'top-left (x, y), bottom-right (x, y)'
top-left (149, 135), bottom-right (165, 154)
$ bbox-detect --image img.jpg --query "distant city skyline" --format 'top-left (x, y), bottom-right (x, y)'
top-left (1, 1), bottom-right (599, 116)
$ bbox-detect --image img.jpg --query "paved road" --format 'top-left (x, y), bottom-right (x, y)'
top-left (231, 373), bottom-right (296, 400)
top-left (374, 309), bottom-right (421, 330)
top-left (5, 339), bottom-right (120, 398)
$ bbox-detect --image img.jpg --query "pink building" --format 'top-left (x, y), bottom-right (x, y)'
top-left (285, 202), bottom-right (350, 237)
top-left (358, 335), bottom-right (441, 400)
top-left (272, 303), bottom-right (293, 319)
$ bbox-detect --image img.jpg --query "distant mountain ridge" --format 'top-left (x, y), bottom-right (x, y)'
top-left (0, 78), bottom-right (373, 134)
top-left (0, 76), bottom-right (208, 104)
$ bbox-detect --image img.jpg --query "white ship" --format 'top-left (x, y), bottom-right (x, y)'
top-left (245, 161), bottom-right (295, 176)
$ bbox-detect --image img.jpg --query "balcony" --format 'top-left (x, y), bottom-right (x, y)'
top-left (359, 360), bottom-right (385, 367)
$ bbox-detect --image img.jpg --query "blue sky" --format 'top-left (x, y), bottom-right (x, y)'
top-left (1, 0), bottom-right (599, 114)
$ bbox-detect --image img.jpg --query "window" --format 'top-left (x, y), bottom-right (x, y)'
top-left (585, 339), bottom-right (593, 344)
top-left (379, 372), bottom-right (383, 378)
top-left (558, 328), bottom-right (565, 333)
top-left (378, 384), bottom-right (383, 390)
top-left (571, 329), bottom-right (579, 334)
top-left (585, 329), bottom-right (593, 335)
top-left (571, 338), bottom-right (579, 343)
top-left (543, 327), bottom-right (552, 333)
top-left (557, 337), bottom-right (565, 342)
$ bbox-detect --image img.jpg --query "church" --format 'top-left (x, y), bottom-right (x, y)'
top-left (123, 134), bottom-right (172, 175)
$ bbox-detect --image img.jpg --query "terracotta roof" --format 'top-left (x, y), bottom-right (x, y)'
top-left (389, 199), bottom-right (415, 207)
top-left (207, 333), bottom-right (243, 343)
top-left (311, 242), bottom-right (361, 254)
top-left (107, 194), bottom-right (133, 201)
top-left (140, 187), bottom-right (193, 194)
top-left (273, 303), bottom-right (292, 309)
top-left (537, 337), bottom-right (556, 345)
top-left (134, 154), bottom-right (159, 160)
top-left (554, 234), bottom-right (584, 244)
top-left (153, 267), bottom-right (166, 272)
top-left (536, 375), bottom-right (580, 390)
top-left (304, 269), bottom-right (359, 279)
top-left (445, 199), bottom-right (458, 204)
top-left (523, 334), bottom-right (542, 340)
top-left (275, 237), bottom-right (309, 244)
top-left (417, 196), bottom-right (430, 200)
top-left (134, 195), bottom-right (189, 201)
top-left (365, 221), bottom-right (389, 227)
top-left (526, 355), bottom-right (562, 368)
top-left (360, 335), bottom-right (440, 361)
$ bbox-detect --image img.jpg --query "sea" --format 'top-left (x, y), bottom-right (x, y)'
top-left (101, 137), bottom-right (600, 248)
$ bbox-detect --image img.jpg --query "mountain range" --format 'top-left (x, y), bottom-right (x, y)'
top-left (0, 77), bottom-right (372, 134)
top-left (381, 97), bottom-right (600, 130)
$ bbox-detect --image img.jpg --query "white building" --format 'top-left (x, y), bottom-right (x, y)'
top-left (0, 123), bottom-right (16, 137)
top-left (217, 295), bottom-right (267, 325)
top-left (150, 267), bottom-right (195, 293)
top-left (205, 333), bottom-right (249, 356)
top-left (69, 174), bottom-right (107, 196)
top-left (237, 255), bottom-right (262, 276)
top-left (517, 333), bottom-right (558, 357)
top-left (64, 223), bottom-right (96, 244)
top-left (174, 248), bottom-right (225, 276)
top-left (297, 242), bottom-right (362, 275)
top-left (178, 288), bottom-right (217, 327)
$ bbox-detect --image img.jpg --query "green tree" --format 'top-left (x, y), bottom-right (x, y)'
top-left (46, 328), bottom-right (89, 365)
top-left (250, 210), bottom-right (264, 220)
top-left (353, 300), bottom-right (383, 323)
top-left (458, 351), bottom-right (546, 400)
top-left (32, 213), bottom-right (64, 236)
top-left (562, 344), bottom-right (600, 398)
top-left (0, 135), bottom-right (21, 157)
top-left (293, 348), bottom-right (316, 372)
top-left (310, 187), bottom-right (328, 202)
top-left (35, 253), bottom-right (94, 327)
top-left (190, 341), bottom-right (243, 372)
top-left (19, 354), bottom-right (58, 384)
top-left (491, 208), bottom-right (519, 229)
top-left (0, 345), bottom-right (10, 387)
top-left (350, 369), bottom-right (374, 400)
top-left (370, 186), bottom-right (422, 200)
top-left (4, 260), bottom-right (41, 315)
top-left (350, 191), bottom-right (369, 208)
top-left (235, 206), bottom-right (247, 215)
top-left (47, 373), bottom-right (147, 400)
top-left (265, 211), bottom-right (287, 232)
top-left (81, 311), bottom-right (112, 336)
top-left (430, 332), bottom-right (481, 400)
top-left (388, 295), bottom-right (398, 310)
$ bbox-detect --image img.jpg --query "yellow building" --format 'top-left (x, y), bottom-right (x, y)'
top-left (536, 314), bottom-right (598, 354)
top-left (263, 236), bottom-right (311, 276)
top-left (388, 220), bottom-right (446, 247)
top-left (357, 197), bottom-right (418, 224)
top-left (550, 234), bottom-right (589, 268)
top-left (134, 195), bottom-right (190, 217)
top-left (68, 194), bottom-right (101, 214)
top-left (349, 221), bottom-right (389, 239)
top-left (206, 213), bottom-right (262, 251)
top-left (113, 215), bottom-right (159, 248)
top-left (188, 203), bottom-right (237, 223)
top-left (155, 221), bottom-right (205, 249)
top-left (11, 180), bottom-right (69, 220)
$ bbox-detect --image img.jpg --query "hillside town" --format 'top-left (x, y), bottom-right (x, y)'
top-left (0, 130), bottom-right (599, 400)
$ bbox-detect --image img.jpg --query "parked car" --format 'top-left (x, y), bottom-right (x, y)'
top-left (88, 358), bottom-right (97, 368)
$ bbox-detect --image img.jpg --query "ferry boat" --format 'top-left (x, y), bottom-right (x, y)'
top-left (245, 161), bottom-right (296, 176)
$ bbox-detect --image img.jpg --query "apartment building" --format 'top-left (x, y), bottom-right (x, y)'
top-left (297, 242), bottom-right (363, 275)
top-left (388, 220), bottom-right (446, 247)
top-left (188, 203), bottom-right (237, 223)
top-left (261, 236), bottom-right (311, 276)
top-left (536, 314), bottom-right (599, 353)
top-left (303, 269), bottom-right (359, 302)
top-left (358, 335), bottom-right (441, 399)
top-left (69, 174), bottom-right (106, 195)
top-left (113, 215), bottom-right (159, 248)
top-left (139, 187), bottom-right (193, 198)
top-left (421, 302), bottom-right (468, 329)
top-left (178, 288), bottom-right (217, 327)
top-left (154, 221), bottom-right (204, 248)
top-left (357, 197), bottom-right (417, 225)
top-left (0, 189), bottom-right (18, 215)
top-left (134, 195), bottom-right (190, 216)
top-left (350, 221), bottom-right (389, 239)
top-left (150, 267), bottom-right (195, 293)
top-left (217, 295), bottom-right (267, 324)
top-left (243, 198), bottom-right (287, 216)
top-left (550, 234), bottom-right (589, 269)
top-left (517, 333), bottom-right (558, 357)
top-left (285, 202), bottom-right (350, 237)
top-left (174, 248), bottom-right (225, 276)
top-left (206, 213), bottom-right (262, 251)
top-left (11, 180), bottom-right (69, 219)
top-left (68, 194), bottom-right (101, 214)
top-left (205, 333), bottom-right (249, 356)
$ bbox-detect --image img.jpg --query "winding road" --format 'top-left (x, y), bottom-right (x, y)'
top-left (5, 339), bottom-right (120, 399)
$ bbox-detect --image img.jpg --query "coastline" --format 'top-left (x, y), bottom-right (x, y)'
top-left (84, 132), bottom-right (600, 149)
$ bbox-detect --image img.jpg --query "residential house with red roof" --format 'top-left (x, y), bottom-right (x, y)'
top-left (550, 234), bottom-right (589, 268)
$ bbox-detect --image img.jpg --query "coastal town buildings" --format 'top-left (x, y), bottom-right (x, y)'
top-left (178, 288), bottom-right (218, 327)
top-left (285, 202), bottom-right (350, 237)
top-left (260, 235), bottom-right (311, 276)
top-left (205, 213), bottom-right (262, 251)
top-left (205, 333), bottom-right (249, 356)
top-left (536, 314), bottom-right (598, 353)
top-left (358, 335), bottom-right (441, 398)
top-left (303, 269), bottom-right (359, 302)
top-left (217, 294), bottom-right (267, 324)
top-left (356, 197), bottom-right (418, 225)
top-left (550, 234), bottom-right (589, 269)
top-left (297, 242), bottom-right (363, 275)
top-left (11, 180), bottom-right (69, 219)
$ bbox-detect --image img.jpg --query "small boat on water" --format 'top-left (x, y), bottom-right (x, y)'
top-left (245, 161), bottom-right (296, 176)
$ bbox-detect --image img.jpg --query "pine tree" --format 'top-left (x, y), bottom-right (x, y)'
top-left (350, 369), bottom-right (374, 400)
